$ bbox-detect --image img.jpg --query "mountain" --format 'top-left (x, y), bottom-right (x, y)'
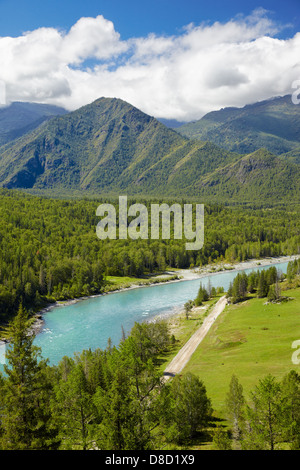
top-left (157, 118), bottom-right (187, 128)
top-left (0, 96), bottom-right (298, 202)
top-left (0, 97), bottom-right (238, 195)
top-left (193, 148), bottom-right (300, 202)
top-left (281, 147), bottom-right (300, 165)
top-left (0, 102), bottom-right (67, 147)
top-left (177, 95), bottom-right (300, 156)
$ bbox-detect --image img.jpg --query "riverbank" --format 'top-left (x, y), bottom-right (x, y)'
top-left (145, 255), bottom-right (298, 325)
top-left (98, 254), bottom-right (299, 295)
top-left (176, 254), bottom-right (298, 281)
top-left (2, 254), bottom-right (297, 341)
top-left (163, 295), bottom-right (228, 380)
top-left (44, 254), bottom-right (298, 310)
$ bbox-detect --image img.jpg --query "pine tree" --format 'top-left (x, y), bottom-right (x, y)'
top-left (281, 371), bottom-right (300, 449)
top-left (247, 272), bottom-right (257, 293)
top-left (195, 283), bottom-right (209, 306)
top-left (0, 304), bottom-right (56, 449)
top-left (243, 375), bottom-right (284, 450)
top-left (227, 282), bottom-right (233, 299)
top-left (51, 362), bottom-right (97, 450)
top-left (257, 271), bottom-right (268, 298)
top-left (225, 375), bottom-right (245, 445)
top-left (163, 373), bottom-right (212, 443)
top-left (267, 280), bottom-right (281, 302)
top-left (93, 368), bottom-right (135, 450)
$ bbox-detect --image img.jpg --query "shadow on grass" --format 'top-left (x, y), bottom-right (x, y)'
top-left (154, 343), bottom-right (181, 368)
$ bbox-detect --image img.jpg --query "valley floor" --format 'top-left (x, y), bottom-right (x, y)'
top-left (24, 254), bottom-right (299, 338)
top-left (169, 286), bottom-right (300, 415)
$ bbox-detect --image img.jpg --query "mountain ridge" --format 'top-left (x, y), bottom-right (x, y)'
top-left (0, 101), bottom-right (67, 147)
top-left (0, 96), bottom-right (298, 202)
top-left (176, 94), bottom-right (300, 156)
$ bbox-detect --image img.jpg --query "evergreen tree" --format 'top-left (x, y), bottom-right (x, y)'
top-left (195, 283), bottom-right (209, 306)
top-left (266, 266), bottom-right (278, 286)
top-left (267, 280), bottom-right (281, 302)
top-left (247, 272), bottom-right (257, 293)
top-left (242, 375), bottom-right (284, 450)
top-left (210, 286), bottom-right (217, 298)
top-left (231, 272), bottom-right (248, 303)
top-left (227, 282), bottom-right (233, 299)
top-left (163, 373), bottom-right (212, 443)
top-left (51, 362), bottom-right (97, 450)
top-left (94, 364), bottom-right (162, 450)
top-left (257, 271), bottom-right (268, 298)
top-left (225, 375), bottom-right (245, 445)
top-left (93, 368), bottom-right (131, 450)
top-left (281, 370), bottom-right (300, 449)
top-left (0, 304), bottom-right (56, 449)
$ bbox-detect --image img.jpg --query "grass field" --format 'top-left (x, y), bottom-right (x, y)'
top-left (103, 272), bottom-right (179, 292)
top-left (182, 288), bottom-right (300, 417)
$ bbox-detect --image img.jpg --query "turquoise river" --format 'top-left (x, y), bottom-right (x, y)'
top-left (0, 260), bottom-right (290, 368)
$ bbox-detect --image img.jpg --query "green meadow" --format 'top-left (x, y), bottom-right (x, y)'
top-left (182, 288), bottom-right (300, 417)
top-left (103, 272), bottom-right (179, 292)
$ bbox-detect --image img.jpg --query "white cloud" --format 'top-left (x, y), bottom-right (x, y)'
top-left (60, 15), bottom-right (127, 64)
top-left (0, 9), bottom-right (299, 120)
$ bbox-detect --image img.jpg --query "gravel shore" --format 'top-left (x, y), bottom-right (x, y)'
top-left (1, 254), bottom-right (297, 344)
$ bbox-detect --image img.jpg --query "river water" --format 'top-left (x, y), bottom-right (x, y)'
top-left (0, 261), bottom-right (289, 368)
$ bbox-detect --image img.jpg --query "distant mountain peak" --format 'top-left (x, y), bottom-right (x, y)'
top-left (177, 94), bottom-right (299, 156)
top-left (0, 101), bottom-right (67, 147)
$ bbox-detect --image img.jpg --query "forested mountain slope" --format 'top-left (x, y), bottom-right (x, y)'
top-left (0, 96), bottom-right (298, 202)
top-left (177, 95), bottom-right (300, 156)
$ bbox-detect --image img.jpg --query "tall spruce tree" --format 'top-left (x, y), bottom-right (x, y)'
top-left (0, 304), bottom-right (56, 449)
top-left (163, 373), bottom-right (212, 443)
top-left (195, 283), bottom-right (209, 306)
top-left (257, 271), bottom-right (268, 298)
top-left (225, 375), bottom-right (245, 445)
top-left (51, 362), bottom-right (97, 450)
top-left (281, 370), bottom-right (300, 449)
top-left (242, 375), bottom-right (284, 450)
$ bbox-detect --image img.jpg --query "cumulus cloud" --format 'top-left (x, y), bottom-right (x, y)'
top-left (0, 9), bottom-right (299, 120)
top-left (60, 15), bottom-right (127, 64)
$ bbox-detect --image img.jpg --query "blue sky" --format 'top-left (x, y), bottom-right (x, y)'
top-left (0, 0), bottom-right (299, 38)
top-left (0, 0), bottom-right (299, 119)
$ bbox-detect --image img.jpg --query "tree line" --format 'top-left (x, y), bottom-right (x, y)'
top-left (227, 266), bottom-right (280, 303)
top-left (214, 371), bottom-right (300, 450)
top-left (226, 261), bottom-right (300, 304)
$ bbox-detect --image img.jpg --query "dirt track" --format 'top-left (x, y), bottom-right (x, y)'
top-left (163, 295), bottom-right (227, 380)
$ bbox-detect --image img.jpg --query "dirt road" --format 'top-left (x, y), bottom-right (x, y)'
top-left (163, 295), bottom-right (227, 380)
